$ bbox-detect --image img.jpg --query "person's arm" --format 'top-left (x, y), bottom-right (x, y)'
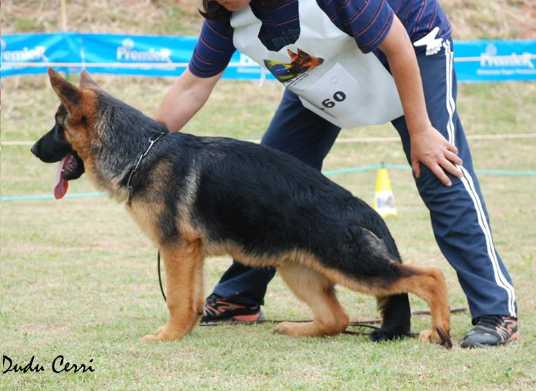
top-left (379, 16), bottom-right (462, 186)
top-left (156, 16), bottom-right (235, 131)
top-left (155, 69), bottom-right (221, 132)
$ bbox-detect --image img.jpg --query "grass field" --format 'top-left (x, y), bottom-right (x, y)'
top-left (1, 75), bottom-right (536, 390)
top-left (2, 0), bottom-right (536, 389)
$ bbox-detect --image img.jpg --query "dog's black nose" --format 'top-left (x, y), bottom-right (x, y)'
top-left (30, 142), bottom-right (40, 158)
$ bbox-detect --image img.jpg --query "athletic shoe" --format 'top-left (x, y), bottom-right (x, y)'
top-left (200, 294), bottom-right (265, 325)
top-left (460, 315), bottom-right (519, 348)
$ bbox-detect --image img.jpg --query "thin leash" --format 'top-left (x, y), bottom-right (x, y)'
top-left (157, 251), bottom-right (166, 301)
top-left (156, 252), bottom-right (466, 336)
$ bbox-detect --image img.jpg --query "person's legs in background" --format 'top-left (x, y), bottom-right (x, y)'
top-left (201, 89), bottom-right (341, 324)
top-left (392, 40), bottom-right (517, 347)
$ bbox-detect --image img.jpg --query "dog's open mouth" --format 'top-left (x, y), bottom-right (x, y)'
top-left (54, 153), bottom-right (84, 199)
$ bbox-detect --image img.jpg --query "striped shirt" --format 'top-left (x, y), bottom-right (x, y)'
top-left (189, 0), bottom-right (451, 78)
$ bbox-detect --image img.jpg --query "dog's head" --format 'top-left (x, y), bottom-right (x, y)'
top-left (32, 69), bottom-right (105, 199)
top-left (33, 69), bottom-right (168, 200)
top-left (287, 48), bottom-right (323, 73)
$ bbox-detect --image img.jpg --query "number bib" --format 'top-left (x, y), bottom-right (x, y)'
top-left (231, 2), bottom-right (403, 129)
top-left (287, 55), bottom-right (403, 128)
top-left (285, 63), bottom-right (351, 124)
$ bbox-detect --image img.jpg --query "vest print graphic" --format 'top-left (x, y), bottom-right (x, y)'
top-left (264, 48), bottom-right (324, 83)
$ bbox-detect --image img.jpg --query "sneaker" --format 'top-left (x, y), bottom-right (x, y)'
top-left (200, 294), bottom-right (265, 325)
top-left (460, 315), bottom-right (519, 348)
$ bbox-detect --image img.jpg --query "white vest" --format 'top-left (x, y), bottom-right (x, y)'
top-left (231, 1), bottom-right (403, 128)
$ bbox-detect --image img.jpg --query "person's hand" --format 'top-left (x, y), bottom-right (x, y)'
top-left (410, 125), bottom-right (463, 186)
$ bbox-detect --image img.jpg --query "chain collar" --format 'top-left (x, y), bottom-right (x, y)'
top-left (126, 132), bottom-right (167, 203)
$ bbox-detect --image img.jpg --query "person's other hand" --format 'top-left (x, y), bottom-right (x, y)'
top-left (410, 125), bottom-right (463, 186)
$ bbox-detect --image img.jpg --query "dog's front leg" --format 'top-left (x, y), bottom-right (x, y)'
top-left (142, 240), bottom-right (204, 342)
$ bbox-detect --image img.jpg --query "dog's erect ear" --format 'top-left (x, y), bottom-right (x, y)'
top-left (287, 48), bottom-right (298, 61)
top-left (48, 68), bottom-right (82, 115)
top-left (79, 70), bottom-right (99, 89)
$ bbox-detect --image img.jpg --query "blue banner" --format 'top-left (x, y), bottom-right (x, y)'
top-left (1, 33), bottom-right (535, 82)
top-left (454, 40), bottom-right (536, 82)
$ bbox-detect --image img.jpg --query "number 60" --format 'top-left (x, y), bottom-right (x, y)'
top-left (321, 91), bottom-right (346, 108)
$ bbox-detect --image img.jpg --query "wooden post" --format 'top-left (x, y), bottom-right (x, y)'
top-left (60, 0), bottom-right (68, 31)
top-left (59, 0), bottom-right (70, 80)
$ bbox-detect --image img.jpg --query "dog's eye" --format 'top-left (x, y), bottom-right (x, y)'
top-left (55, 115), bottom-right (65, 126)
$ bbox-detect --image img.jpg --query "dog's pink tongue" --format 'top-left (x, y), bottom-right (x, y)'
top-left (53, 157), bottom-right (69, 200)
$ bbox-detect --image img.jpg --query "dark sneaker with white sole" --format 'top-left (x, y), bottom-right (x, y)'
top-left (460, 315), bottom-right (519, 348)
top-left (200, 294), bottom-right (265, 325)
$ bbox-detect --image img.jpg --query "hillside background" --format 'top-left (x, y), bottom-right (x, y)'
top-left (1, 0), bottom-right (535, 39)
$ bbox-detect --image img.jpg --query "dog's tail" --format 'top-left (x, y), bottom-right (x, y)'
top-left (372, 219), bottom-right (402, 263)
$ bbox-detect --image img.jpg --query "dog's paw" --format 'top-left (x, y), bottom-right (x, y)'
top-left (419, 328), bottom-right (452, 349)
top-left (141, 326), bottom-right (184, 342)
top-left (370, 328), bottom-right (409, 342)
top-left (140, 332), bottom-right (181, 342)
top-left (273, 321), bottom-right (295, 336)
top-left (274, 322), bottom-right (299, 336)
top-left (418, 329), bottom-right (435, 343)
top-left (273, 321), bottom-right (332, 337)
top-left (141, 333), bottom-right (162, 342)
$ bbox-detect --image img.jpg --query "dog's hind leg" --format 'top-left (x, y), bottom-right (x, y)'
top-left (274, 263), bottom-right (349, 337)
top-left (371, 293), bottom-right (411, 342)
top-left (337, 227), bottom-right (449, 347)
top-left (385, 264), bottom-right (452, 348)
top-left (142, 240), bottom-right (204, 342)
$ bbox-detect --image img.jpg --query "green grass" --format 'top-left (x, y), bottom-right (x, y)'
top-left (1, 75), bottom-right (536, 390)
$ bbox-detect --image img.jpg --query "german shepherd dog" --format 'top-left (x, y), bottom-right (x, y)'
top-left (32, 69), bottom-right (452, 348)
